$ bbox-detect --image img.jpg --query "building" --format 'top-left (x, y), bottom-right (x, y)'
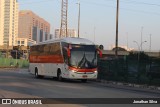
top-left (49, 34), bottom-right (53, 39)
top-left (0, 0), bottom-right (19, 47)
top-left (32, 27), bottom-right (53, 43)
top-left (18, 10), bottom-right (50, 43)
top-left (55, 29), bottom-right (77, 38)
top-left (16, 37), bottom-right (36, 46)
top-left (17, 38), bottom-right (28, 46)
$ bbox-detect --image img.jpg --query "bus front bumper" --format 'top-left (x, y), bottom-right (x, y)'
top-left (68, 70), bottom-right (98, 79)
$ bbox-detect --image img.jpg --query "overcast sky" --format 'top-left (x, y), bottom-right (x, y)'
top-left (19, 0), bottom-right (160, 51)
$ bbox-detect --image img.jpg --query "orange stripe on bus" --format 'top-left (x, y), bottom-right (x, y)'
top-left (29, 55), bottom-right (64, 63)
top-left (69, 66), bottom-right (97, 72)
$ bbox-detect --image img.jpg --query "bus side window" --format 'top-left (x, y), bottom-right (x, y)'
top-left (38, 45), bottom-right (45, 55)
top-left (49, 42), bottom-right (61, 55)
top-left (62, 42), bottom-right (69, 64)
top-left (62, 48), bottom-right (68, 64)
top-left (44, 44), bottom-right (50, 55)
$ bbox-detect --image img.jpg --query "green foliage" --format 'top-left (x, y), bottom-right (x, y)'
top-left (112, 47), bottom-right (127, 51)
top-left (128, 51), bottom-right (150, 61)
top-left (99, 45), bottom-right (104, 50)
top-left (0, 52), bottom-right (2, 57)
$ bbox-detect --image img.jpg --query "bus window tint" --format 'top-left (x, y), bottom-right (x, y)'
top-left (44, 44), bottom-right (50, 55)
top-left (69, 45), bottom-right (97, 69)
top-left (30, 46), bottom-right (39, 55)
top-left (30, 42), bottom-right (61, 56)
top-left (39, 45), bottom-right (44, 55)
top-left (49, 42), bottom-right (61, 55)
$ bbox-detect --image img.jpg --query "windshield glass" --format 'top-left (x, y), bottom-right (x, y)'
top-left (69, 45), bottom-right (97, 69)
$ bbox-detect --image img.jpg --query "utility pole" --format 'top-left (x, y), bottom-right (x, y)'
top-left (94, 26), bottom-right (96, 43)
top-left (115, 0), bottom-right (119, 57)
top-left (6, 41), bottom-right (9, 58)
top-left (60, 0), bottom-right (68, 38)
top-left (77, 0), bottom-right (80, 38)
top-left (141, 26), bottom-right (143, 51)
top-left (126, 32), bottom-right (128, 50)
top-left (16, 49), bottom-right (17, 64)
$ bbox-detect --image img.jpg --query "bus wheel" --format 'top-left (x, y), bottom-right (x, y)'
top-left (35, 68), bottom-right (39, 78)
top-left (81, 79), bottom-right (87, 83)
top-left (57, 70), bottom-right (63, 81)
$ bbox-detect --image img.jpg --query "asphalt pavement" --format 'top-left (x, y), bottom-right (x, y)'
top-left (0, 68), bottom-right (159, 107)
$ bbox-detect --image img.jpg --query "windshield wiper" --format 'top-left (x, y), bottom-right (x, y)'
top-left (77, 52), bottom-right (97, 69)
top-left (77, 52), bottom-right (86, 68)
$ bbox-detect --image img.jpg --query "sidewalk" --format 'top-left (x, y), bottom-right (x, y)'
top-left (93, 79), bottom-right (160, 95)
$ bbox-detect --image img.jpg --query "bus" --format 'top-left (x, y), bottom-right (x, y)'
top-left (29, 37), bottom-right (102, 82)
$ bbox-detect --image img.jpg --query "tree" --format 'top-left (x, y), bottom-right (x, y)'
top-left (112, 47), bottom-right (127, 51)
top-left (99, 45), bottom-right (104, 50)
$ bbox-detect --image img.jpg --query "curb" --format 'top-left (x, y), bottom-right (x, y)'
top-left (0, 66), bottom-right (17, 68)
top-left (94, 79), bottom-right (160, 94)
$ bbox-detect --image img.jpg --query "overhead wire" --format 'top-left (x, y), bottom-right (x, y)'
top-left (121, 0), bottom-right (160, 7)
top-left (19, 0), bottom-right (55, 5)
top-left (19, 0), bottom-right (160, 16)
top-left (80, 0), bottom-right (160, 16)
top-left (100, 0), bottom-right (160, 7)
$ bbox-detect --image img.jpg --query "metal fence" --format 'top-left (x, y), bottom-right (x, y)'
top-left (98, 55), bottom-right (160, 86)
top-left (0, 58), bottom-right (29, 68)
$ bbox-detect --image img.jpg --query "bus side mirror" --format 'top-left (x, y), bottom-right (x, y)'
top-left (67, 48), bottom-right (71, 57)
top-left (64, 47), bottom-right (71, 57)
top-left (97, 49), bottom-right (102, 58)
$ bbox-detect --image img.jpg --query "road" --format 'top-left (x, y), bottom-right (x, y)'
top-left (0, 68), bottom-right (159, 107)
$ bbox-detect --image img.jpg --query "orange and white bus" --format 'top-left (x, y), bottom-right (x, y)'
top-left (29, 37), bottom-right (102, 82)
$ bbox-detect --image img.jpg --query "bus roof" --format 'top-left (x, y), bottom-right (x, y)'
top-left (35, 37), bottom-right (95, 45)
top-left (61, 37), bottom-right (94, 45)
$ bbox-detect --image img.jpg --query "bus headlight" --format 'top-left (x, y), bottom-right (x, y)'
top-left (94, 71), bottom-right (97, 73)
top-left (71, 70), bottom-right (77, 73)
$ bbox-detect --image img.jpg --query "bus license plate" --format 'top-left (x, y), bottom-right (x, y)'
top-left (82, 75), bottom-right (87, 78)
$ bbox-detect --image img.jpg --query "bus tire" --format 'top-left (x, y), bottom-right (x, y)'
top-left (35, 68), bottom-right (39, 78)
top-left (81, 79), bottom-right (87, 83)
top-left (57, 69), bottom-right (63, 81)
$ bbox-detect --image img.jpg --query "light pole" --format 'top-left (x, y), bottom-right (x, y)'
top-left (140, 41), bottom-right (147, 52)
top-left (149, 34), bottom-right (152, 52)
top-left (133, 40), bottom-right (147, 81)
top-left (133, 40), bottom-right (147, 51)
top-left (77, 0), bottom-right (80, 38)
top-left (133, 40), bottom-right (147, 61)
top-left (133, 41), bottom-right (140, 62)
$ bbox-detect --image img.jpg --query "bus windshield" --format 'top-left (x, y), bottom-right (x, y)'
top-left (69, 45), bottom-right (97, 69)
